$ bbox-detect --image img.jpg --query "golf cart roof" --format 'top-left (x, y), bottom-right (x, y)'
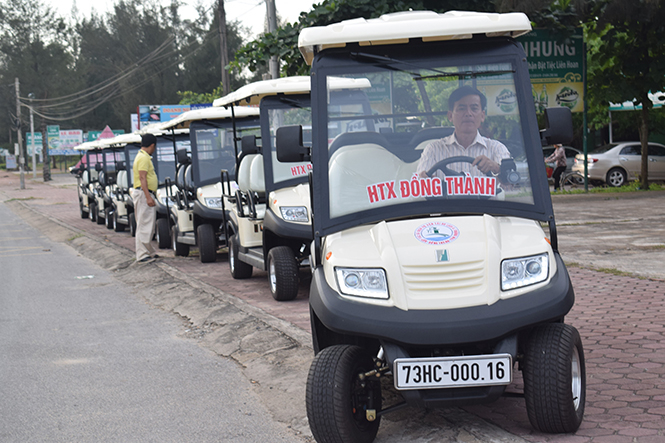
top-left (105, 132), bottom-right (141, 147)
top-left (160, 106), bottom-right (260, 130)
top-left (212, 76), bottom-right (372, 107)
top-left (74, 138), bottom-right (110, 151)
top-left (298, 10), bottom-right (532, 65)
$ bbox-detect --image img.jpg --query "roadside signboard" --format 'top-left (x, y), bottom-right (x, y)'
top-left (517, 29), bottom-right (584, 113)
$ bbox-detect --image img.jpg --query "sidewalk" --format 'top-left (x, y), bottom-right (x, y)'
top-left (3, 170), bottom-right (665, 442)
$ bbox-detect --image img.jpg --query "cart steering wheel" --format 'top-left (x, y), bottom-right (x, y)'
top-left (425, 156), bottom-right (477, 177)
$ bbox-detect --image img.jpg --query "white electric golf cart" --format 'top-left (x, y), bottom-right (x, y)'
top-left (160, 106), bottom-right (261, 262)
top-left (71, 140), bottom-right (102, 221)
top-left (213, 76), bottom-right (373, 301)
top-left (276, 10), bottom-right (585, 442)
top-left (101, 132), bottom-right (141, 233)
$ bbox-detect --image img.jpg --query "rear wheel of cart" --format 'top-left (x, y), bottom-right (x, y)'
top-left (129, 212), bottom-right (136, 237)
top-left (96, 204), bottom-right (105, 225)
top-left (268, 246), bottom-right (298, 301)
top-left (197, 224), bottom-right (217, 263)
top-left (171, 225), bottom-right (190, 257)
top-left (105, 210), bottom-right (114, 229)
top-left (523, 323), bottom-right (586, 433)
top-left (306, 345), bottom-right (382, 443)
top-left (89, 202), bottom-right (97, 222)
top-left (80, 201), bottom-right (89, 219)
top-left (156, 218), bottom-right (171, 249)
top-left (229, 233), bottom-right (252, 279)
top-left (113, 210), bottom-right (125, 232)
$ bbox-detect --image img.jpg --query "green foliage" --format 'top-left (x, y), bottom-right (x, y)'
top-left (232, 0), bottom-right (497, 77)
top-left (177, 84), bottom-right (224, 105)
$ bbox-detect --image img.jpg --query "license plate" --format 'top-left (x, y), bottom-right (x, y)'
top-left (394, 354), bottom-right (512, 390)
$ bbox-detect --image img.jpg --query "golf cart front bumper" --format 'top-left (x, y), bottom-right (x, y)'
top-left (193, 201), bottom-right (227, 224)
top-left (310, 253), bottom-right (574, 347)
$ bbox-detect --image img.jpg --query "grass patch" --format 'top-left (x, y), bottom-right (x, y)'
top-left (67, 233), bottom-right (83, 241)
top-left (565, 262), bottom-right (650, 280)
top-left (5, 196), bottom-right (40, 202)
top-left (552, 181), bottom-right (665, 195)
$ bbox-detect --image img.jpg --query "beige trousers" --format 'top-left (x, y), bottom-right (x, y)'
top-left (131, 188), bottom-right (156, 261)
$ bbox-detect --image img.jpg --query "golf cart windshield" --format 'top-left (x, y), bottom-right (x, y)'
top-left (124, 144), bottom-right (140, 187)
top-left (313, 42), bottom-right (550, 235)
top-left (261, 95), bottom-right (312, 191)
top-left (190, 117), bottom-right (261, 187)
top-left (155, 134), bottom-right (189, 186)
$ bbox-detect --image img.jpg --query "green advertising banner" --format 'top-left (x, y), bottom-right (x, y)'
top-left (518, 29), bottom-right (584, 113)
top-left (47, 125), bottom-right (61, 149)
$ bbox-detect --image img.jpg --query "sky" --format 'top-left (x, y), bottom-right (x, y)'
top-left (48, 0), bottom-right (317, 40)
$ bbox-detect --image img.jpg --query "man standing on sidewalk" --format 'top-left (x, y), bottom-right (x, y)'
top-left (131, 134), bottom-right (158, 263)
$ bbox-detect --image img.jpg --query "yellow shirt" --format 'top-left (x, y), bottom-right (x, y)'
top-left (133, 149), bottom-right (158, 191)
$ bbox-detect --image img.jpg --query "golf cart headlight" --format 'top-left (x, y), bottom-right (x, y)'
top-left (280, 206), bottom-right (308, 222)
top-left (501, 253), bottom-right (549, 290)
top-left (335, 268), bottom-right (388, 299)
top-left (204, 197), bottom-right (223, 208)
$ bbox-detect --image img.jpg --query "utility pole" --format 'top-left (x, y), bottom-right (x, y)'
top-left (266, 0), bottom-right (279, 79)
top-left (217, 0), bottom-right (231, 96)
top-left (15, 78), bottom-right (25, 190)
top-left (28, 93), bottom-right (36, 179)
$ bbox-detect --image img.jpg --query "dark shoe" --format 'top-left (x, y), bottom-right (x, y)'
top-left (137, 257), bottom-right (156, 264)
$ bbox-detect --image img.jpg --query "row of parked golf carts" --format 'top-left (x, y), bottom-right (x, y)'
top-left (73, 9), bottom-right (586, 442)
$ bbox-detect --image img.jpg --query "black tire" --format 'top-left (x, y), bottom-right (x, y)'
top-left (606, 167), bottom-right (627, 187)
top-left (89, 202), bottom-right (97, 222)
top-left (171, 225), bottom-right (190, 257)
top-left (306, 345), bottom-right (382, 443)
top-left (229, 234), bottom-right (252, 279)
top-left (96, 204), bottom-right (105, 225)
top-left (80, 201), bottom-right (89, 219)
top-left (197, 224), bottom-right (217, 263)
top-left (156, 218), bottom-right (171, 249)
top-left (268, 246), bottom-right (299, 301)
top-left (105, 209), bottom-right (114, 229)
top-left (523, 323), bottom-right (586, 433)
top-left (113, 209), bottom-right (125, 232)
top-left (129, 212), bottom-right (136, 237)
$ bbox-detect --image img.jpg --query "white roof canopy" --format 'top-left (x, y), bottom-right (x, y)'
top-left (298, 10), bottom-right (532, 65)
top-left (160, 106), bottom-right (260, 130)
top-left (213, 76), bottom-right (372, 107)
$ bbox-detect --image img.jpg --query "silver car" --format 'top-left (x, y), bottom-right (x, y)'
top-left (572, 142), bottom-right (665, 187)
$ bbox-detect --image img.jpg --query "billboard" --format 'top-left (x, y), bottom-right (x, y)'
top-left (518, 29), bottom-right (584, 113)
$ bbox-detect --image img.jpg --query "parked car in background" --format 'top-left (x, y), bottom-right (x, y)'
top-left (572, 142), bottom-right (665, 187)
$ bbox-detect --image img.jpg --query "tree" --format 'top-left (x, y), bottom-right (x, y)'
top-left (586, 0), bottom-right (665, 189)
top-left (0, 0), bottom-right (73, 149)
top-left (232, 0), bottom-right (497, 77)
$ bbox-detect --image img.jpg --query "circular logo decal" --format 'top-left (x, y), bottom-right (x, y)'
top-left (556, 86), bottom-right (579, 109)
top-left (495, 89), bottom-right (517, 113)
top-left (414, 222), bottom-right (460, 245)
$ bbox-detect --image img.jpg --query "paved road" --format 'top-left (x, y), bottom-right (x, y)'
top-left (0, 198), bottom-right (303, 443)
top-left (2, 171), bottom-right (665, 442)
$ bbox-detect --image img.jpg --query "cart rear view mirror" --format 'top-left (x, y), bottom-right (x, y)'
top-left (540, 107), bottom-right (573, 146)
top-left (276, 125), bottom-right (310, 162)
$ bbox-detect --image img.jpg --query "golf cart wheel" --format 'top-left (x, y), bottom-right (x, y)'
top-left (89, 202), bottom-right (97, 222)
top-left (79, 201), bottom-right (88, 219)
top-left (105, 210), bottom-right (114, 229)
top-left (96, 204), bottom-right (105, 225)
top-left (606, 168), bottom-right (627, 187)
top-left (229, 234), bottom-right (252, 279)
top-left (171, 225), bottom-right (190, 257)
top-left (197, 224), bottom-right (217, 263)
top-left (129, 212), bottom-right (136, 237)
top-left (268, 246), bottom-right (299, 301)
top-left (113, 210), bottom-right (125, 232)
top-left (523, 323), bottom-right (586, 433)
top-left (306, 345), bottom-right (382, 443)
top-left (156, 218), bottom-right (171, 249)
